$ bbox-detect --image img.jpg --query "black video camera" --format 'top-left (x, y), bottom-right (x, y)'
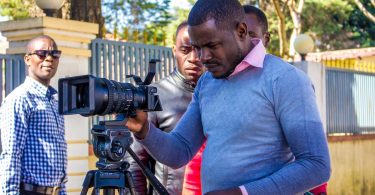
top-left (58, 60), bottom-right (162, 117)
top-left (58, 59), bottom-right (162, 167)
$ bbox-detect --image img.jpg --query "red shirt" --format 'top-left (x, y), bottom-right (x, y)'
top-left (182, 142), bottom-right (206, 195)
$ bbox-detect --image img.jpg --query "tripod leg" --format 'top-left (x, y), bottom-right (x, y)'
top-left (81, 171), bottom-right (95, 195)
top-left (103, 189), bottom-right (116, 195)
top-left (94, 188), bottom-right (100, 195)
top-left (125, 171), bottom-right (137, 195)
top-left (118, 188), bottom-right (127, 195)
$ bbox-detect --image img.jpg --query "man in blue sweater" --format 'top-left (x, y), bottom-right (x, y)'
top-left (126, 0), bottom-right (331, 194)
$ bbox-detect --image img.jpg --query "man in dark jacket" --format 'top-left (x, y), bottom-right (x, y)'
top-left (126, 20), bottom-right (204, 195)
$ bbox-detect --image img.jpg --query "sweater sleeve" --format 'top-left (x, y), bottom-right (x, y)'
top-left (243, 68), bottom-right (331, 194)
top-left (137, 78), bottom-right (206, 169)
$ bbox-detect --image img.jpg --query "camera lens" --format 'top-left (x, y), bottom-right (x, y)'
top-left (76, 85), bottom-right (89, 109)
top-left (58, 74), bottom-right (161, 116)
top-left (99, 79), bottom-right (147, 115)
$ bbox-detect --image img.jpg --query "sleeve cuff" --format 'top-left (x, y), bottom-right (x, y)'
top-left (134, 122), bottom-right (152, 141)
top-left (239, 185), bottom-right (249, 195)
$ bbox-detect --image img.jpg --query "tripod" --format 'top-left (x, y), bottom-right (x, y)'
top-left (80, 120), bottom-right (169, 195)
top-left (58, 59), bottom-right (166, 195)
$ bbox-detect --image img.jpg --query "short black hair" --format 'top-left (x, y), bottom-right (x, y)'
top-left (188, 0), bottom-right (245, 30)
top-left (26, 35), bottom-right (57, 54)
top-left (243, 5), bottom-right (268, 33)
top-left (175, 20), bottom-right (188, 40)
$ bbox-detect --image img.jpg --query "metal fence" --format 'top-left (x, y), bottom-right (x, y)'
top-left (90, 38), bottom-right (175, 83)
top-left (0, 54), bottom-right (26, 103)
top-left (324, 59), bottom-right (375, 135)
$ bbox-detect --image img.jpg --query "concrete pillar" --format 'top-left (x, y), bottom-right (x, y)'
top-left (293, 61), bottom-right (327, 133)
top-left (0, 16), bottom-right (98, 194)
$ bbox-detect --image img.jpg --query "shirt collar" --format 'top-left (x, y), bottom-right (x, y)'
top-left (25, 76), bottom-right (57, 98)
top-left (229, 38), bottom-right (266, 77)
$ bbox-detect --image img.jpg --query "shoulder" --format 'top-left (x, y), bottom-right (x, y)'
top-left (152, 75), bottom-right (176, 91)
top-left (263, 54), bottom-right (308, 81)
top-left (2, 84), bottom-right (30, 104)
top-left (263, 54), bottom-right (294, 73)
top-left (0, 84), bottom-right (32, 114)
top-left (152, 75), bottom-right (172, 87)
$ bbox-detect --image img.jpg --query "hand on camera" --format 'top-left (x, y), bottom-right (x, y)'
top-left (126, 110), bottom-right (149, 139)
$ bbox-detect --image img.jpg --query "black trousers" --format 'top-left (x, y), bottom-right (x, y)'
top-left (20, 188), bottom-right (47, 195)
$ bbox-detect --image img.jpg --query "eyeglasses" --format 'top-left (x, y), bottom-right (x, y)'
top-left (27, 50), bottom-right (62, 59)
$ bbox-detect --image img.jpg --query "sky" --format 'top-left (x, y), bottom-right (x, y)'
top-left (170, 0), bottom-right (192, 10)
top-left (0, 16), bottom-right (9, 22)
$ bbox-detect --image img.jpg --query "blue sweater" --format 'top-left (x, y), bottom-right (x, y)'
top-left (139, 54), bottom-right (331, 194)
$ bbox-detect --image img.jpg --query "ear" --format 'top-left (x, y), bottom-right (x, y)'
top-left (172, 45), bottom-right (177, 56)
top-left (264, 32), bottom-right (270, 48)
top-left (24, 55), bottom-right (31, 67)
top-left (236, 22), bottom-right (248, 40)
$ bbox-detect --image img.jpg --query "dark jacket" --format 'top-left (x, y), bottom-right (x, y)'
top-left (127, 70), bottom-right (196, 195)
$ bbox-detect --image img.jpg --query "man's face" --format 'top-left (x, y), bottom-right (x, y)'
top-left (173, 26), bottom-right (204, 84)
top-left (24, 38), bottom-right (60, 86)
top-left (188, 19), bottom-right (245, 79)
top-left (245, 13), bottom-right (270, 47)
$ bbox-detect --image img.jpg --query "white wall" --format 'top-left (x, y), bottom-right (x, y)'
top-left (0, 32), bottom-right (8, 54)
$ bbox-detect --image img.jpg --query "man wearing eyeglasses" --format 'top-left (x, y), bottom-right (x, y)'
top-left (0, 35), bottom-right (67, 195)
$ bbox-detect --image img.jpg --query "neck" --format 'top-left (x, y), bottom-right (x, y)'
top-left (29, 75), bottom-right (50, 87)
top-left (173, 69), bottom-right (196, 92)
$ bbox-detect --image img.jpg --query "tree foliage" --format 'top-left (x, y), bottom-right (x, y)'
top-left (70, 0), bottom-right (105, 37)
top-left (353, 0), bottom-right (375, 23)
top-left (302, 0), bottom-right (374, 50)
top-left (164, 0), bottom-right (195, 46)
top-left (0, 0), bottom-right (34, 19)
top-left (348, 0), bottom-right (375, 47)
top-left (102, 0), bottom-right (171, 39)
top-left (263, 0), bottom-right (374, 57)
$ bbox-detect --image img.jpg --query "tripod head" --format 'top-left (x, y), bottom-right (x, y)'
top-left (86, 116), bottom-right (169, 195)
top-left (92, 119), bottom-right (133, 170)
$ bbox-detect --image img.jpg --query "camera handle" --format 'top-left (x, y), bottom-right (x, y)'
top-left (126, 59), bottom-right (160, 86)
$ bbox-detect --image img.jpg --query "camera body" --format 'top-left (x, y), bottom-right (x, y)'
top-left (58, 60), bottom-right (162, 169)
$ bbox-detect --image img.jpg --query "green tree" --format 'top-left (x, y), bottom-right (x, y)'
top-left (353, 0), bottom-right (375, 23)
top-left (165, 1), bottom-right (194, 46)
top-left (70, 0), bottom-right (105, 37)
top-left (103, 0), bottom-right (172, 42)
top-left (301, 0), bottom-right (374, 50)
top-left (347, 0), bottom-right (375, 47)
top-left (264, 0), bottom-right (374, 57)
top-left (0, 0), bottom-right (37, 19)
top-left (270, 0), bottom-right (290, 58)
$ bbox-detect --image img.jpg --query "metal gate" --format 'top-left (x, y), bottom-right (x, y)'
top-left (326, 69), bottom-right (375, 135)
top-left (90, 38), bottom-right (175, 83)
top-left (0, 54), bottom-right (26, 103)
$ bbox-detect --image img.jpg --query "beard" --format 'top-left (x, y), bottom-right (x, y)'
top-left (214, 42), bottom-right (244, 79)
